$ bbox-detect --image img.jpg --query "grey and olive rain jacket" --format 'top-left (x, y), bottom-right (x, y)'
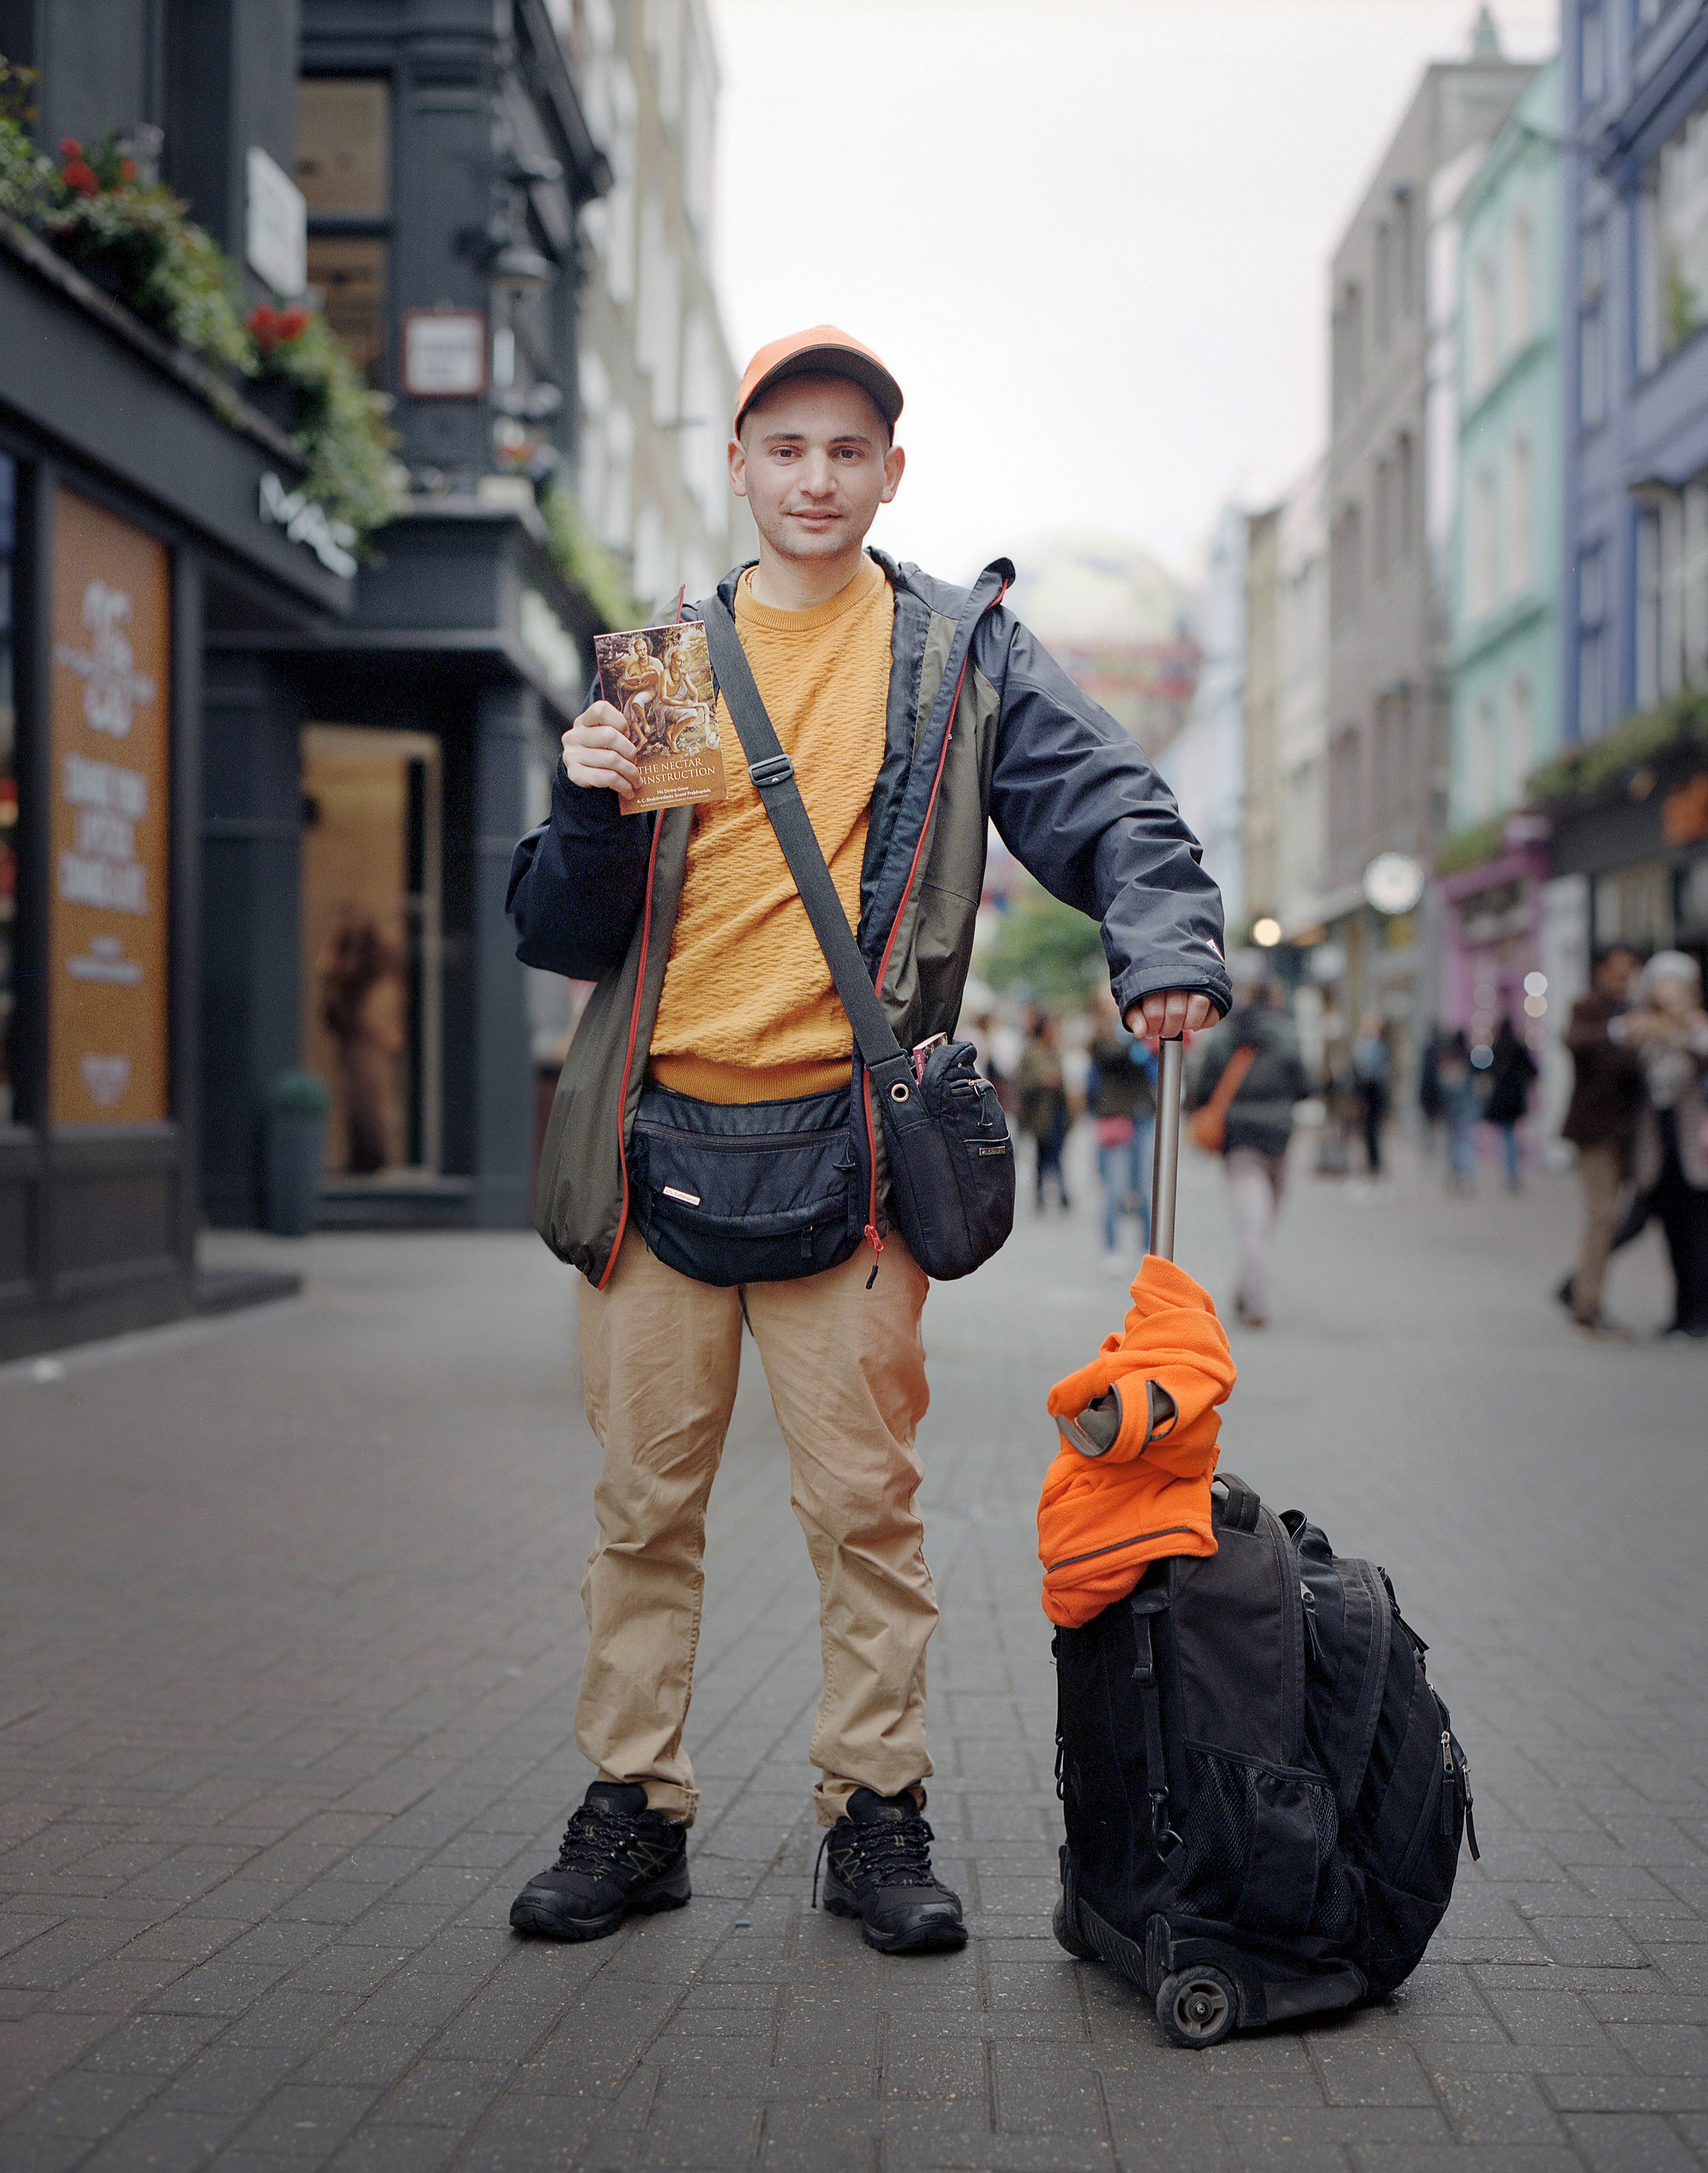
top-left (508, 549), bottom-right (1231, 1287)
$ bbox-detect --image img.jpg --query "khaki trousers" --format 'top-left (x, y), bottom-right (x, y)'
top-left (575, 1229), bottom-right (935, 1827)
top-left (1571, 1142), bottom-right (1624, 1324)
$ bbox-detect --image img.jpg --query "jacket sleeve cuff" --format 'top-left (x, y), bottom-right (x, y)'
top-left (552, 758), bottom-right (630, 838)
top-left (1112, 963), bottom-right (1233, 1020)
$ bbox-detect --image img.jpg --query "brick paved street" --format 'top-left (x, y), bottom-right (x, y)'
top-left (2, 1136), bottom-right (1705, 2173)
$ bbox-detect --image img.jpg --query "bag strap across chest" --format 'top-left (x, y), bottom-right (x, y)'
top-left (697, 592), bottom-right (912, 1096)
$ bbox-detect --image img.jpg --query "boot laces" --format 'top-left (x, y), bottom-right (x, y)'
top-left (813, 1806), bottom-right (936, 1907)
top-left (553, 1799), bottom-right (639, 1876)
top-left (856, 1808), bottom-right (936, 1889)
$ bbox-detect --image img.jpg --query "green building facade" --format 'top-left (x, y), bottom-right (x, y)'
top-left (1450, 57), bottom-right (1563, 838)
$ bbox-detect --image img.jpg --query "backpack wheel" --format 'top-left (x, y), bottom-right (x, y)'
top-left (1051, 1896), bottom-right (1096, 1961)
top-left (1155, 1965), bottom-right (1237, 2048)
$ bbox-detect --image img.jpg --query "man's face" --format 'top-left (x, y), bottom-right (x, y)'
top-left (730, 375), bottom-right (905, 565)
top-left (1596, 948), bottom-right (1639, 1000)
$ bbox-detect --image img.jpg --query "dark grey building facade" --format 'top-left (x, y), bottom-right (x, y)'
top-left (0, 0), bottom-right (608, 1359)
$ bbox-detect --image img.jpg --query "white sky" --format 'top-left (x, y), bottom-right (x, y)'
top-left (708, 0), bottom-right (1556, 586)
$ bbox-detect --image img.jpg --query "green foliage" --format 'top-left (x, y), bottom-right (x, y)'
top-left (541, 483), bottom-right (640, 629)
top-left (981, 882), bottom-right (1106, 1007)
top-left (1435, 813), bottom-right (1510, 875)
top-left (0, 59), bottom-right (51, 221)
top-left (44, 129), bottom-right (250, 368)
top-left (0, 67), bottom-right (398, 549)
top-left (247, 305), bottom-right (402, 548)
top-left (1528, 686), bottom-right (1708, 806)
top-left (265, 1069), bottom-right (331, 1117)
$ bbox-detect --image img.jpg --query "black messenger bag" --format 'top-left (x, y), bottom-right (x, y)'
top-left (656, 592), bottom-right (1013, 1287)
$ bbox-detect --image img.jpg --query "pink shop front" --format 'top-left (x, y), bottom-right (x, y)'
top-left (1439, 829), bottom-right (1553, 1058)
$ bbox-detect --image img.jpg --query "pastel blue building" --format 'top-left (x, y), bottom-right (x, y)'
top-left (1558, 0), bottom-right (1708, 965)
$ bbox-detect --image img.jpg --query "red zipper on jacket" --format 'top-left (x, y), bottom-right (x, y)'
top-left (862, 575), bottom-right (1009, 1276)
top-left (598, 815), bottom-right (667, 1291)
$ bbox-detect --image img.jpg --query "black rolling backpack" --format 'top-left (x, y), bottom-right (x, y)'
top-left (1050, 1041), bottom-right (1478, 2049)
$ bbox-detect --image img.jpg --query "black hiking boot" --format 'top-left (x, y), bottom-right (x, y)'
top-left (816, 1788), bottom-right (966, 1955)
top-left (509, 1781), bottom-right (689, 1942)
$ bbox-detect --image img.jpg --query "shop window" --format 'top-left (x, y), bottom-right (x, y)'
top-left (1506, 432), bottom-right (1533, 597)
top-left (1472, 694), bottom-right (1500, 818)
top-left (304, 237), bottom-right (387, 375)
top-left (1594, 862), bottom-right (1672, 951)
top-left (1332, 282), bottom-right (1363, 418)
top-left (300, 726), bottom-right (441, 1179)
top-left (1327, 724), bottom-right (1362, 872)
top-left (1331, 500), bottom-right (1362, 631)
top-left (1578, 543), bottom-right (1606, 739)
top-left (1579, 0), bottom-right (1605, 109)
top-left (0, 454), bottom-right (16, 1123)
top-left (297, 79), bottom-right (391, 377)
top-left (1394, 431), bottom-right (1414, 561)
top-left (1579, 223), bottom-right (1606, 426)
top-left (1636, 476), bottom-right (1708, 702)
top-left (1642, 94), bottom-right (1708, 366)
top-left (1507, 208), bottom-right (1534, 353)
top-left (1468, 254), bottom-right (1498, 395)
top-left (297, 79), bottom-right (390, 217)
top-left (1506, 674), bottom-right (1534, 804)
top-left (1468, 463), bottom-right (1498, 618)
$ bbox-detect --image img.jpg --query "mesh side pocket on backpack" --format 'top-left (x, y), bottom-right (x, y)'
top-left (1177, 1744), bottom-right (1348, 1943)
top-left (1174, 1746), bottom-right (1252, 1922)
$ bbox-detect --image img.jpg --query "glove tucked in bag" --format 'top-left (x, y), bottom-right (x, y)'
top-left (698, 590), bottom-right (1015, 1283)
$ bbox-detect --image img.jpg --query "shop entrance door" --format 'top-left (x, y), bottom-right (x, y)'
top-left (300, 725), bottom-right (441, 1179)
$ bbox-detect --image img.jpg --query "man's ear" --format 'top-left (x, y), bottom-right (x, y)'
top-left (728, 435), bottom-right (747, 500)
top-left (880, 441), bottom-right (905, 505)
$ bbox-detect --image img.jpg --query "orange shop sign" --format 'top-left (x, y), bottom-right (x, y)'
top-left (48, 487), bottom-right (171, 1126)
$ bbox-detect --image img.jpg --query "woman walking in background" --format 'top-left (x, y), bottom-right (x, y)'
top-left (1086, 987), bottom-right (1155, 1273)
top-left (1485, 1017), bottom-right (1539, 1191)
top-left (1351, 1013), bottom-right (1390, 1177)
top-left (1623, 952), bottom-right (1708, 1339)
top-left (1015, 1008), bottom-right (1072, 1214)
top-left (1439, 1031), bottom-right (1481, 1194)
top-left (1189, 978), bottom-right (1310, 1328)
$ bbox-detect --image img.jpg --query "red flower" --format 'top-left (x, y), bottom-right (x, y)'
top-left (118, 157), bottom-right (137, 182)
top-left (61, 159), bottom-right (100, 196)
top-left (58, 137), bottom-right (81, 158)
top-left (277, 306), bottom-right (311, 342)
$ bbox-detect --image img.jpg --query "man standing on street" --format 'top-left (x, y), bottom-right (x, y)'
top-left (1559, 944), bottom-right (1645, 1335)
top-left (506, 328), bottom-right (1228, 1956)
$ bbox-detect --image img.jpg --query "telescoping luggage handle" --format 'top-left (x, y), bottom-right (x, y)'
top-left (1055, 1033), bottom-right (1185, 1462)
top-left (1150, 1034), bottom-right (1185, 1266)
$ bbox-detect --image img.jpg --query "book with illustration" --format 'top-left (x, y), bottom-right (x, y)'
top-left (593, 619), bottom-right (726, 813)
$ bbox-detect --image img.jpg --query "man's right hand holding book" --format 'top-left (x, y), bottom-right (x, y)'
top-left (562, 702), bottom-right (641, 806)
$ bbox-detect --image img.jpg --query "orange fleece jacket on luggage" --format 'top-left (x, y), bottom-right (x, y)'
top-left (1037, 1255), bottom-right (1237, 1628)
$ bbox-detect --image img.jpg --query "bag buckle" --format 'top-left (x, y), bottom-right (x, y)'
top-left (748, 753), bottom-right (794, 789)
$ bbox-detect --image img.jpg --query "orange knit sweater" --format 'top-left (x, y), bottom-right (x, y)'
top-left (649, 556), bottom-right (894, 1104)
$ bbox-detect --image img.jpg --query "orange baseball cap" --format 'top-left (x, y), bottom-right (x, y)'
top-left (733, 325), bottom-right (903, 437)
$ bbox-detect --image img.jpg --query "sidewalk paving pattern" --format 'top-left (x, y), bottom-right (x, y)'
top-left (1, 1138), bottom-right (1705, 2172)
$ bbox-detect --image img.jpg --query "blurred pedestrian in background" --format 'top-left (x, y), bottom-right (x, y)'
top-left (1623, 951), bottom-right (1708, 1340)
top-left (1189, 977), bottom-right (1310, 1328)
top-left (1015, 1007), bottom-right (1071, 1214)
top-left (1485, 1017), bottom-right (1538, 1192)
top-left (1558, 944), bottom-right (1645, 1334)
top-left (1350, 1012), bottom-right (1390, 1178)
top-left (1439, 1031), bottom-right (1480, 1195)
top-left (319, 916), bottom-right (405, 1175)
top-left (1086, 986), bottom-right (1155, 1274)
top-left (1418, 1026), bottom-right (1447, 1160)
